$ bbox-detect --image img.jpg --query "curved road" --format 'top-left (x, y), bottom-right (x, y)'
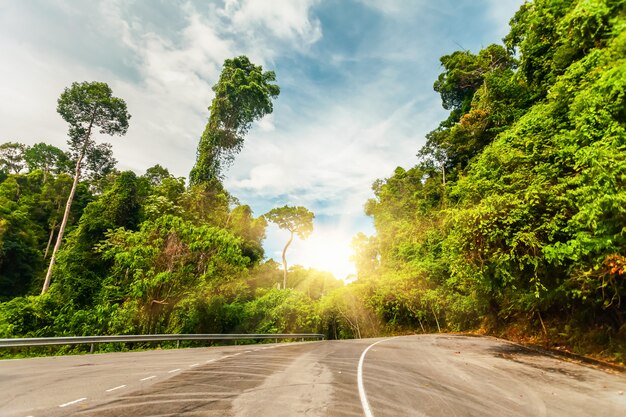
top-left (1, 335), bottom-right (625, 416)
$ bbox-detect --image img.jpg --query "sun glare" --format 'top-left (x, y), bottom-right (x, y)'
top-left (289, 231), bottom-right (356, 282)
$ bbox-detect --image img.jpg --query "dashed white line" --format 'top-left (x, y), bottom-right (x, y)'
top-left (244, 350), bottom-right (252, 353)
top-left (140, 375), bottom-right (156, 381)
top-left (189, 363), bottom-right (200, 367)
top-left (105, 385), bottom-right (126, 392)
top-left (357, 338), bottom-right (395, 417)
top-left (168, 368), bottom-right (181, 373)
top-left (59, 397), bottom-right (87, 408)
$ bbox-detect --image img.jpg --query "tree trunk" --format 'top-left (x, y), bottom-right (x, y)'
top-left (41, 114), bottom-right (96, 294)
top-left (431, 305), bottom-right (441, 333)
top-left (281, 231), bottom-right (294, 289)
top-left (43, 218), bottom-right (57, 259)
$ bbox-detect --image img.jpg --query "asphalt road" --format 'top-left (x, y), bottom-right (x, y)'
top-left (1, 335), bottom-right (625, 416)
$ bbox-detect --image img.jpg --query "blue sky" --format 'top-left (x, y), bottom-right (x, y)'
top-left (0, 0), bottom-right (524, 279)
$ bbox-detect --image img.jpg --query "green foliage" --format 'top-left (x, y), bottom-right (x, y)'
top-left (143, 164), bottom-right (173, 187)
top-left (243, 289), bottom-right (319, 334)
top-left (0, 201), bottom-right (43, 298)
top-left (52, 171), bottom-right (141, 306)
top-left (264, 205), bottom-right (315, 239)
top-left (349, 0), bottom-right (626, 362)
top-left (97, 214), bottom-right (249, 333)
top-left (0, 142), bottom-right (26, 174)
top-left (434, 44), bottom-right (517, 125)
top-left (190, 56), bottom-right (280, 184)
top-left (318, 284), bottom-right (381, 339)
top-left (23, 143), bottom-right (71, 181)
top-left (57, 81), bottom-right (130, 147)
top-left (0, 169), bottom-right (91, 299)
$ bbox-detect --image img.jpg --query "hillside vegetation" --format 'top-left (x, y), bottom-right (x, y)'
top-left (355, 0), bottom-right (626, 362)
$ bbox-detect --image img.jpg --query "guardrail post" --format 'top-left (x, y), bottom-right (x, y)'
top-left (90, 343), bottom-right (95, 353)
top-left (176, 340), bottom-right (180, 348)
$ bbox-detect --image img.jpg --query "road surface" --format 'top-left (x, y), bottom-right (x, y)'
top-left (1, 335), bottom-right (625, 416)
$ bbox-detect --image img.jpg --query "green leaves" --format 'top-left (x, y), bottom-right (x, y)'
top-left (57, 81), bottom-right (130, 142)
top-left (0, 142), bottom-right (26, 174)
top-left (264, 205), bottom-right (314, 239)
top-left (359, 0), bottom-right (626, 350)
top-left (190, 56), bottom-right (280, 184)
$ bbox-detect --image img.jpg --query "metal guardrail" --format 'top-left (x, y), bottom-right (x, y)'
top-left (0, 333), bottom-right (325, 349)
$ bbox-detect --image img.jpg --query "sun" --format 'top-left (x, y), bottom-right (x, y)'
top-left (289, 231), bottom-right (356, 282)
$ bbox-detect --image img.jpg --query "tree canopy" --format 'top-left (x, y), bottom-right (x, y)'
top-left (265, 206), bottom-right (315, 289)
top-left (190, 56), bottom-right (280, 184)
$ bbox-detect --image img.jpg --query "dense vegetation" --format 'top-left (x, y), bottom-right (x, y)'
top-left (0, 59), bottom-right (347, 354)
top-left (353, 0), bottom-right (626, 362)
top-left (1, 0), bottom-right (624, 363)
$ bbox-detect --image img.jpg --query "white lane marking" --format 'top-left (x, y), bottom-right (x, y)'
top-left (358, 338), bottom-right (395, 417)
top-left (206, 359), bottom-right (216, 363)
top-left (105, 385), bottom-right (126, 392)
top-left (140, 375), bottom-right (156, 381)
top-left (244, 350), bottom-right (252, 353)
top-left (168, 368), bottom-right (181, 373)
top-left (59, 397), bottom-right (87, 408)
top-left (189, 363), bottom-right (200, 367)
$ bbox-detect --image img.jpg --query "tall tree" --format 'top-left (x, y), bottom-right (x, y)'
top-left (0, 142), bottom-right (26, 174)
top-left (41, 81), bottom-right (130, 294)
top-left (264, 206), bottom-right (314, 289)
top-left (189, 56), bottom-right (280, 184)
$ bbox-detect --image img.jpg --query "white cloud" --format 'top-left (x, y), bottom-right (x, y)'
top-left (226, 91), bottom-right (443, 220)
top-left (221, 0), bottom-right (322, 46)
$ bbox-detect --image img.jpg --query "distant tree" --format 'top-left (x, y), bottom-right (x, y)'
top-left (41, 81), bottom-right (130, 294)
top-left (189, 56), bottom-right (280, 184)
top-left (0, 142), bottom-right (26, 174)
top-left (143, 164), bottom-right (172, 186)
top-left (264, 206), bottom-right (314, 289)
top-left (23, 142), bottom-right (70, 182)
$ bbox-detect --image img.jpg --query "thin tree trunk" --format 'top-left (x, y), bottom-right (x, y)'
top-left (41, 113), bottom-right (95, 294)
top-left (418, 318), bottom-right (426, 333)
top-left (281, 231), bottom-right (294, 289)
top-left (431, 305), bottom-right (441, 333)
top-left (43, 218), bottom-right (57, 259)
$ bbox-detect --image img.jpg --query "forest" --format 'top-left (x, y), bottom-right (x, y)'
top-left (1, 0), bottom-right (625, 363)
